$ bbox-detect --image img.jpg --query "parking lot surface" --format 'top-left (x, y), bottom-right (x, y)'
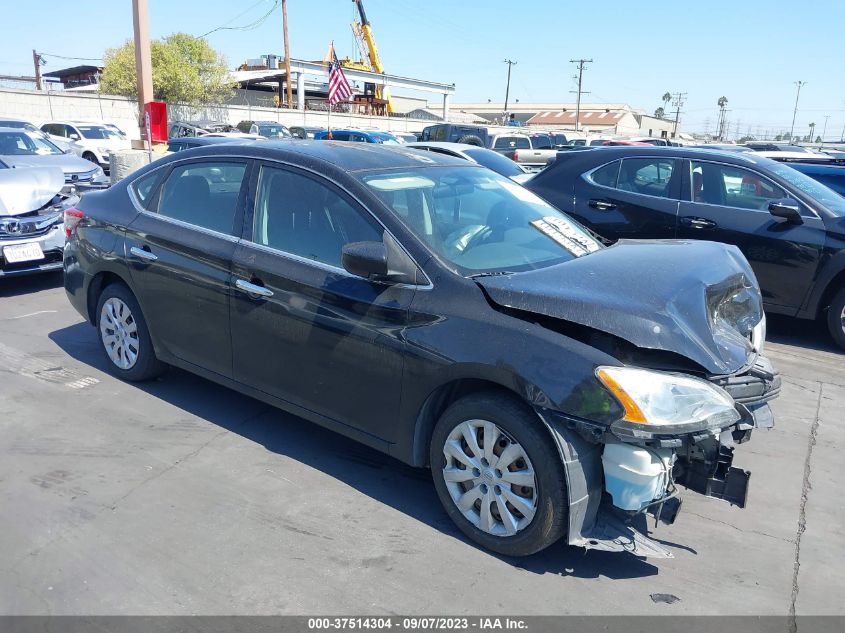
top-left (1, 272), bottom-right (843, 616)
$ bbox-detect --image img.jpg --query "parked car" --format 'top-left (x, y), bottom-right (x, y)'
top-left (488, 133), bottom-right (557, 171)
top-left (405, 141), bottom-right (528, 179)
top-left (0, 118), bottom-right (78, 155)
top-left (168, 121), bottom-right (238, 139)
top-left (744, 142), bottom-right (814, 153)
top-left (289, 126), bottom-right (326, 139)
top-left (236, 120), bottom-right (292, 139)
top-left (525, 146), bottom-right (845, 348)
top-left (166, 136), bottom-right (248, 153)
top-left (314, 129), bottom-right (400, 144)
top-left (393, 132), bottom-right (420, 144)
top-left (64, 141), bottom-right (779, 558)
top-left (420, 123), bottom-right (492, 146)
top-left (201, 132), bottom-right (265, 140)
top-left (786, 162), bottom-right (845, 196)
top-left (0, 127), bottom-right (109, 189)
top-left (1, 165), bottom-right (79, 277)
top-left (40, 121), bottom-right (131, 172)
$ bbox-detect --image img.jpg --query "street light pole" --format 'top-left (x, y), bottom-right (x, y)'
top-left (789, 81), bottom-right (806, 141)
top-left (131, 0), bottom-right (154, 139)
top-left (503, 59), bottom-right (516, 120)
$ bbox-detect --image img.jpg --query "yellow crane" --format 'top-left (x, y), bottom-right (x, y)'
top-left (350, 0), bottom-right (394, 113)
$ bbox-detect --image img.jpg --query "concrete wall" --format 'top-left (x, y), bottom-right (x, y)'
top-left (0, 87), bottom-right (435, 139)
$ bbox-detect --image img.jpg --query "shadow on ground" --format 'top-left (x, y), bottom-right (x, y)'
top-left (0, 271), bottom-right (63, 298)
top-left (766, 313), bottom-right (842, 355)
top-left (49, 320), bottom-right (659, 581)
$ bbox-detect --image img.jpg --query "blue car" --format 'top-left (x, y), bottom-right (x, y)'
top-left (787, 162), bottom-right (845, 196)
top-left (314, 129), bottom-right (400, 144)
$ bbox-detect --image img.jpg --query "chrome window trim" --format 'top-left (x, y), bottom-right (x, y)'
top-left (583, 156), bottom-right (681, 202)
top-left (126, 152), bottom-right (433, 289)
top-left (687, 158), bottom-right (821, 219)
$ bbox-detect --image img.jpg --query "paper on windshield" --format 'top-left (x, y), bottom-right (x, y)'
top-left (531, 216), bottom-right (601, 258)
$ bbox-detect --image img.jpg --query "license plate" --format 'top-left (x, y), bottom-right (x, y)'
top-left (3, 242), bottom-right (44, 263)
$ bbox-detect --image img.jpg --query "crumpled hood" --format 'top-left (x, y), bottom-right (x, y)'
top-left (0, 166), bottom-right (65, 215)
top-left (476, 239), bottom-right (763, 375)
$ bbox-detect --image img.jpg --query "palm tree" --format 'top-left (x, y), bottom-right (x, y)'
top-left (717, 96), bottom-right (728, 140)
top-left (662, 92), bottom-right (672, 111)
top-left (654, 107), bottom-right (665, 119)
top-left (808, 122), bottom-right (816, 141)
top-left (717, 96), bottom-right (728, 109)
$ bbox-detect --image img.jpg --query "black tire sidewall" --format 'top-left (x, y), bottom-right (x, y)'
top-left (827, 287), bottom-right (845, 350)
top-left (429, 393), bottom-right (568, 557)
top-left (82, 152), bottom-right (98, 164)
top-left (95, 283), bottom-right (164, 381)
top-left (456, 135), bottom-right (484, 147)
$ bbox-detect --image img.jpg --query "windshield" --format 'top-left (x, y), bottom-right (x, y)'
top-left (78, 125), bottom-right (122, 140)
top-left (373, 134), bottom-right (400, 145)
top-left (768, 161), bottom-right (845, 216)
top-left (258, 124), bottom-right (291, 138)
top-left (360, 166), bottom-right (601, 275)
top-left (0, 120), bottom-right (37, 132)
top-left (464, 148), bottom-right (526, 177)
top-left (0, 131), bottom-right (64, 155)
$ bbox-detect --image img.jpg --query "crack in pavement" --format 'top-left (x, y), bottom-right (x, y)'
top-left (682, 511), bottom-right (794, 544)
top-left (789, 382), bottom-right (822, 633)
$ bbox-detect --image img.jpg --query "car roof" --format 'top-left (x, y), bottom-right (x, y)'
top-left (166, 139), bottom-right (470, 172)
top-left (550, 145), bottom-right (778, 166)
top-left (170, 136), bottom-right (241, 145)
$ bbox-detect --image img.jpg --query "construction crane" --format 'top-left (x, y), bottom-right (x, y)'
top-left (350, 0), bottom-right (394, 113)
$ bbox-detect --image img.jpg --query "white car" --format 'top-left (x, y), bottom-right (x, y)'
top-left (40, 121), bottom-right (131, 172)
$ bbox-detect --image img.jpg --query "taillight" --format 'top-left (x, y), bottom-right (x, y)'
top-left (64, 208), bottom-right (84, 238)
top-left (510, 150), bottom-right (519, 161)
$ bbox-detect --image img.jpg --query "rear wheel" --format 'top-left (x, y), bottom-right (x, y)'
top-left (82, 151), bottom-right (98, 165)
top-left (96, 283), bottom-right (165, 381)
top-left (429, 393), bottom-right (568, 556)
top-left (826, 287), bottom-right (845, 350)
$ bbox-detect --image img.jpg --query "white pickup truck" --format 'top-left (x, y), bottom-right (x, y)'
top-left (489, 132), bottom-right (565, 171)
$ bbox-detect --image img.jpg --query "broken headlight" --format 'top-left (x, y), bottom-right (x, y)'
top-left (597, 366), bottom-right (740, 437)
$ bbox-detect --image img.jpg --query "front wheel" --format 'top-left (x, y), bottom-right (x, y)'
top-left (82, 151), bottom-right (99, 165)
top-left (826, 287), bottom-right (845, 351)
top-left (429, 393), bottom-right (568, 556)
top-left (96, 283), bottom-right (165, 381)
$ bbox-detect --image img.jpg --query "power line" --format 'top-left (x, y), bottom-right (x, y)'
top-left (39, 52), bottom-right (103, 62)
top-left (199, 0), bottom-right (281, 38)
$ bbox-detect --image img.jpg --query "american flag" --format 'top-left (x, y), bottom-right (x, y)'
top-left (328, 49), bottom-right (353, 106)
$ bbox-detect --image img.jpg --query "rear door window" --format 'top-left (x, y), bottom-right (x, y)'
top-left (155, 161), bottom-right (248, 235)
top-left (616, 158), bottom-right (678, 199)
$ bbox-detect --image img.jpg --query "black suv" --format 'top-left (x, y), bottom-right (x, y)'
top-left (64, 142), bottom-right (779, 558)
top-left (526, 146), bottom-right (845, 349)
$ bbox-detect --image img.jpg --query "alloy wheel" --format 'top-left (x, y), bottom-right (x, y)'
top-left (441, 419), bottom-right (538, 537)
top-left (99, 297), bottom-right (139, 370)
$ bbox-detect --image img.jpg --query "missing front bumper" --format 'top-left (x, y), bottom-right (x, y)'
top-left (676, 445), bottom-right (751, 508)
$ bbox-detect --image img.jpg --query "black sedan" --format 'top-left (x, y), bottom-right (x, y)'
top-left (526, 146), bottom-right (845, 349)
top-left (63, 141), bottom-right (779, 558)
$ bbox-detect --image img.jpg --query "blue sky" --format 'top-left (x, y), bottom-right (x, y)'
top-left (2, 0), bottom-right (844, 138)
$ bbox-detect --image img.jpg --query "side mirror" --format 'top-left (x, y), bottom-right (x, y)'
top-left (342, 241), bottom-right (388, 279)
top-left (768, 199), bottom-right (803, 224)
top-left (69, 133), bottom-right (80, 141)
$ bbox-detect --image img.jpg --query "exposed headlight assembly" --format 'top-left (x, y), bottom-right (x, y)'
top-left (597, 366), bottom-right (740, 437)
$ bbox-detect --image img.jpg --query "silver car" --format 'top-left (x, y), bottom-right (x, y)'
top-left (0, 165), bottom-right (79, 277)
top-left (0, 128), bottom-right (108, 190)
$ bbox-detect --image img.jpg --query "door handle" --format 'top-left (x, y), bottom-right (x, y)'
top-left (235, 278), bottom-right (274, 298)
top-left (681, 217), bottom-right (717, 229)
top-left (589, 199), bottom-right (616, 210)
top-left (129, 245), bottom-right (158, 261)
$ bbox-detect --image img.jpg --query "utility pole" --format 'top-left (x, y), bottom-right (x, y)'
top-left (32, 49), bottom-right (42, 90)
top-left (671, 91), bottom-right (686, 138)
top-left (569, 58), bottom-right (592, 132)
top-left (821, 115), bottom-right (830, 144)
top-left (282, 0), bottom-right (293, 108)
top-left (502, 59), bottom-right (516, 119)
top-left (131, 0), bottom-right (154, 138)
top-left (789, 80), bottom-right (806, 141)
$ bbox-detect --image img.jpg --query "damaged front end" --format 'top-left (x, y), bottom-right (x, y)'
top-left (0, 166), bottom-right (78, 277)
top-left (476, 239), bottom-right (782, 557)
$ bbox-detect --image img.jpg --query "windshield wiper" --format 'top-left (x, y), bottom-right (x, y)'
top-left (468, 271), bottom-right (515, 279)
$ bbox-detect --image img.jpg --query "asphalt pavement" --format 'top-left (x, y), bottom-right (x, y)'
top-left (0, 272), bottom-right (842, 616)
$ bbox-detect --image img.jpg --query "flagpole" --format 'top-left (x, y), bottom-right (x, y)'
top-left (327, 41), bottom-right (333, 140)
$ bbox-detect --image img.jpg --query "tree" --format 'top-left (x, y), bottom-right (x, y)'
top-left (662, 92), bottom-right (672, 111)
top-left (101, 33), bottom-right (235, 106)
top-left (654, 107), bottom-right (665, 119)
top-left (808, 122), bottom-right (816, 141)
top-left (816, 136), bottom-right (822, 143)
top-left (774, 134), bottom-right (783, 141)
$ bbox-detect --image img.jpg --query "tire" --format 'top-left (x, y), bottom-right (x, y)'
top-left (456, 134), bottom-right (484, 147)
top-left (429, 392), bottom-right (568, 556)
top-left (82, 151), bottom-right (99, 165)
top-left (95, 283), bottom-right (166, 381)
top-left (826, 287), bottom-right (845, 351)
